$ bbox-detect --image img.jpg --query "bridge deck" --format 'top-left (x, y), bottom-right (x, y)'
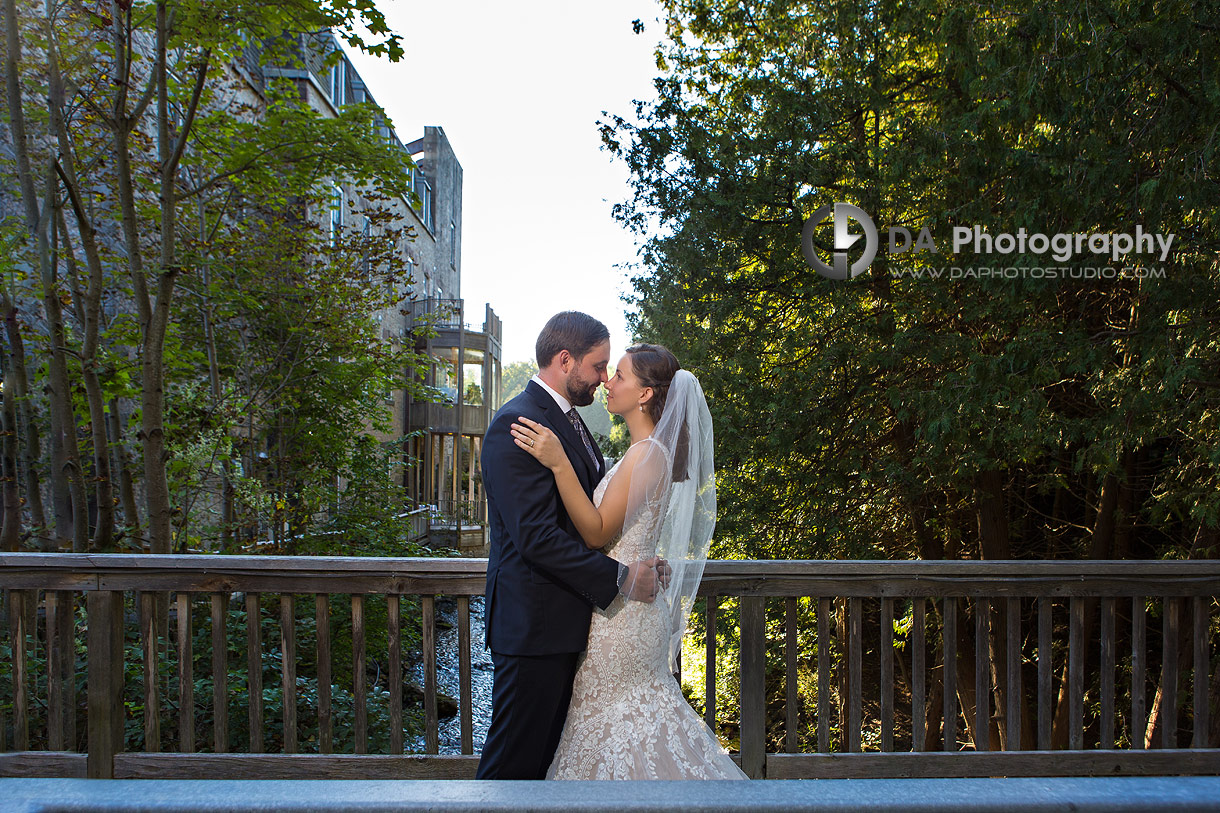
top-left (7, 777), bottom-right (1220, 813)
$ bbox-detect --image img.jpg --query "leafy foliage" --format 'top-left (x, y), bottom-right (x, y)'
top-left (607, 0), bottom-right (1220, 563)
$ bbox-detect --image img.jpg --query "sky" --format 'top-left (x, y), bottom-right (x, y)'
top-left (343, 0), bottom-right (668, 367)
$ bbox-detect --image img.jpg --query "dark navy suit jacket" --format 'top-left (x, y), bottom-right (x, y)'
top-left (481, 380), bottom-right (621, 655)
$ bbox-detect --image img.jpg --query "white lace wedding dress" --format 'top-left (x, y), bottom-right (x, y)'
top-left (546, 449), bottom-right (749, 780)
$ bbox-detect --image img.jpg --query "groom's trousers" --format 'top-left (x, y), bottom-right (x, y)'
top-left (475, 650), bottom-right (580, 779)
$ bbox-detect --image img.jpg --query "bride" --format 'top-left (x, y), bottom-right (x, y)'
top-left (509, 343), bottom-right (748, 780)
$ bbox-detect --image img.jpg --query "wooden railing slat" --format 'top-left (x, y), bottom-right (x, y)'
top-left (353, 594), bottom-right (367, 755)
top-left (1162, 597), bottom-right (1179, 749)
top-left (177, 592), bottom-right (194, 753)
top-left (12, 589), bottom-right (28, 750)
top-left (705, 596), bottom-right (717, 733)
top-left (280, 595), bottom-right (296, 754)
top-left (58, 590), bottom-right (77, 751)
top-left (975, 597), bottom-right (989, 752)
top-left (943, 597), bottom-right (957, 752)
top-left (458, 596), bottom-right (473, 756)
top-left (422, 595), bottom-right (438, 755)
top-left (1194, 597), bottom-right (1209, 749)
top-left (880, 597), bottom-right (894, 752)
top-left (1132, 596), bottom-right (1146, 749)
top-left (740, 595), bottom-right (766, 778)
top-left (139, 592), bottom-right (160, 752)
top-left (1100, 597), bottom-right (1115, 749)
top-left (912, 599), bottom-right (925, 752)
top-left (1005, 597), bottom-right (1020, 751)
top-left (1069, 597), bottom-right (1084, 750)
top-left (817, 597), bottom-right (830, 753)
top-left (246, 593), bottom-right (262, 754)
top-left (785, 597), bottom-right (799, 754)
top-left (389, 594), bottom-right (403, 755)
top-left (316, 594), bottom-right (332, 755)
top-left (1037, 597), bottom-right (1051, 750)
top-left (211, 593), bottom-right (228, 754)
top-left (86, 591), bottom-right (123, 779)
top-left (47, 591), bottom-right (63, 752)
top-left (848, 596), bottom-right (862, 753)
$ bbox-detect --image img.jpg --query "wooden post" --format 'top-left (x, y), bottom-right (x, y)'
top-left (740, 596), bottom-right (766, 778)
top-left (87, 591), bottom-right (124, 779)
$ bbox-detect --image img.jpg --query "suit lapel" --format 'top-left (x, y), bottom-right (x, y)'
top-left (524, 381), bottom-right (601, 487)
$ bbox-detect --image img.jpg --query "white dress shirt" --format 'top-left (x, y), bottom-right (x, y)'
top-left (531, 374), bottom-right (572, 413)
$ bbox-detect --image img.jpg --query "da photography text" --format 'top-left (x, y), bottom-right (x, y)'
top-left (802, 203), bottom-right (1175, 280)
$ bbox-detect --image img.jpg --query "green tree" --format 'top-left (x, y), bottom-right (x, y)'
top-left (1, 0), bottom-right (422, 553)
top-left (500, 360), bottom-right (535, 402)
top-left (607, 0), bottom-right (1219, 751)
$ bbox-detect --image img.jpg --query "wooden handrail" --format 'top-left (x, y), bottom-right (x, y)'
top-left (3, 553), bottom-right (1220, 593)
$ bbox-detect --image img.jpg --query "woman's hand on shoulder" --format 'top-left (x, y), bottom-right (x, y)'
top-left (511, 416), bottom-right (565, 471)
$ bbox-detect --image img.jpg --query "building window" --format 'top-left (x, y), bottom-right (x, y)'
top-left (329, 184), bottom-right (343, 247)
top-left (330, 57), bottom-right (346, 107)
top-left (361, 215), bottom-right (372, 278)
top-left (449, 219), bottom-right (456, 269)
top-left (411, 168), bottom-right (434, 234)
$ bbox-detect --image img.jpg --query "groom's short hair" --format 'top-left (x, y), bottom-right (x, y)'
top-left (536, 311), bottom-right (610, 368)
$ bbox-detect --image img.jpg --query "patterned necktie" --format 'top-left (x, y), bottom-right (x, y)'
top-left (567, 409), bottom-right (599, 469)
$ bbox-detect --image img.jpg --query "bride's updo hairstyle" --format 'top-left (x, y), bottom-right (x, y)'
top-left (625, 343), bottom-right (689, 481)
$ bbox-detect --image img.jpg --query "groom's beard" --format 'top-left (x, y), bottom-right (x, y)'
top-left (565, 376), bottom-right (599, 407)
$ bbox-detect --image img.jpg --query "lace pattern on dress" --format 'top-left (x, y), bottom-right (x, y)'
top-left (546, 448), bottom-right (748, 780)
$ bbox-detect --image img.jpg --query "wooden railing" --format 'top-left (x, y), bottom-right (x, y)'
top-left (0, 555), bottom-right (1218, 780)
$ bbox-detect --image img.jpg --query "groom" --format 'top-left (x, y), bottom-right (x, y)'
top-left (476, 311), bottom-right (667, 780)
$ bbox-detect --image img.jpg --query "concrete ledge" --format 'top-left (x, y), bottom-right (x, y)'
top-left (5, 777), bottom-right (1220, 813)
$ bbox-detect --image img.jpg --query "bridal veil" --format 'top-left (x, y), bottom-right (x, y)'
top-left (622, 369), bottom-right (716, 672)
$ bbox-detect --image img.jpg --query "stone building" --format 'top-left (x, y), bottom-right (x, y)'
top-left (288, 34), bottom-right (500, 552)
